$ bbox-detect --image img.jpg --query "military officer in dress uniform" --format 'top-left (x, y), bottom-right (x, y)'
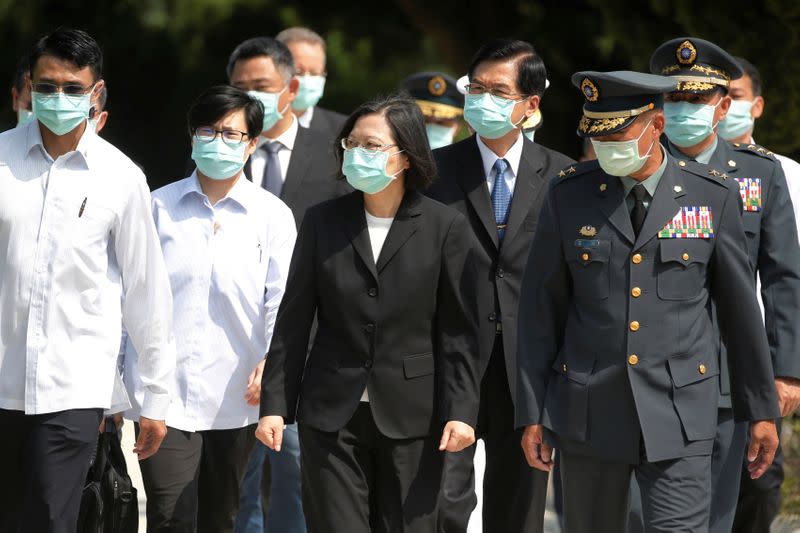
top-left (650, 37), bottom-right (800, 533)
top-left (516, 70), bottom-right (781, 532)
top-left (400, 71), bottom-right (464, 150)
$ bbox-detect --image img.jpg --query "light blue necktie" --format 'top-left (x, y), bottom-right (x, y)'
top-left (491, 158), bottom-right (511, 241)
top-left (261, 141), bottom-right (284, 197)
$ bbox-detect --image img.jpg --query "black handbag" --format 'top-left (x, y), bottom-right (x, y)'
top-left (77, 421), bottom-right (139, 533)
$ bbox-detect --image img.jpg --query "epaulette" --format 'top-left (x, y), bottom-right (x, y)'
top-left (554, 159), bottom-right (599, 181)
top-left (731, 142), bottom-right (776, 160)
top-left (678, 159), bottom-right (732, 188)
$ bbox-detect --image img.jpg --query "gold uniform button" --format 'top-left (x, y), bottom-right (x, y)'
top-left (631, 287), bottom-right (642, 298)
top-left (628, 355), bottom-right (639, 365)
top-left (682, 252), bottom-right (690, 261)
top-left (632, 253), bottom-right (643, 264)
top-left (678, 160), bottom-right (686, 167)
top-left (629, 321), bottom-right (640, 332)
top-left (582, 252), bottom-right (590, 261)
top-left (562, 364), bottom-right (568, 373)
top-left (699, 364), bottom-right (707, 375)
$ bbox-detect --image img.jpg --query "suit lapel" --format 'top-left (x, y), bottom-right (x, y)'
top-left (457, 136), bottom-right (499, 249)
top-left (342, 193), bottom-right (378, 281)
top-left (502, 141), bottom-right (545, 245)
top-left (376, 190), bottom-right (422, 273)
top-left (633, 161), bottom-right (685, 249)
top-left (598, 174), bottom-right (636, 245)
top-left (281, 127), bottom-right (312, 206)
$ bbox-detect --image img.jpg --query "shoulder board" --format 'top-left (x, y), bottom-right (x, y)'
top-left (730, 142), bottom-right (776, 160)
top-left (554, 159), bottom-right (599, 182)
top-left (677, 160), bottom-right (732, 188)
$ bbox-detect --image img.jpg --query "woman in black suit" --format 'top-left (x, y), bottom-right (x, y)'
top-left (256, 94), bottom-right (481, 532)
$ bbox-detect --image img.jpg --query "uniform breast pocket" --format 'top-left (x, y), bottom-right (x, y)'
top-left (656, 239), bottom-right (712, 300)
top-left (567, 240), bottom-right (611, 300)
top-left (742, 212), bottom-right (761, 236)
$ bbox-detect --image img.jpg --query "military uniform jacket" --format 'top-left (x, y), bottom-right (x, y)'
top-left (515, 154), bottom-right (780, 463)
top-left (427, 135), bottom-right (574, 400)
top-left (668, 140), bottom-right (800, 405)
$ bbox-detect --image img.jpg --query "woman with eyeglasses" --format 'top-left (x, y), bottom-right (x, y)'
top-left (256, 93), bottom-right (481, 532)
top-left (123, 85), bottom-right (297, 532)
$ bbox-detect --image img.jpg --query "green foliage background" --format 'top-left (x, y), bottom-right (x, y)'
top-left (1, 0), bottom-right (800, 189)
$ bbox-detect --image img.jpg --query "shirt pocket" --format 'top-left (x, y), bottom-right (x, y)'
top-left (656, 239), bottom-right (712, 300)
top-left (567, 240), bottom-right (611, 300)
top-left (69, 197), bottom-right (116, 254)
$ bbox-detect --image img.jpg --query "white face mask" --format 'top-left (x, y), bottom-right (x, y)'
top-left (591, 120), bottom-right (655, 177)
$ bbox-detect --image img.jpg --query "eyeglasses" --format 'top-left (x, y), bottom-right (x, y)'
top-left (32, 82), bottom-right (94, 96)
top-left (193, 127), bottom-right (250, 146)
top-left (341, 138), bottom-right (397, 152)
top-left (464, 83), bottom-right (528, 101)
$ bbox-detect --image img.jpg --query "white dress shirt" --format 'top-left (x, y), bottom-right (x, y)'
top-left (476, 132), bottom-right (524, 196)
top-left (361, 210), bottom-right (395, 403)
top-left (297, 106), bottom-right (315, 129)
top-left (250, 115), bottom-right (298, 191)
top-left (124, 172), bottom-right (296, 431)
top-left (0, 121), bottom-right (175, 418)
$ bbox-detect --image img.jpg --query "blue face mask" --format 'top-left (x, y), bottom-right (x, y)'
top-left (718, 99), bottom-right (755, 141)
top-left (291, 75), bottom-right (326, 111)
top-left (248, 87), bottom-right (289, 131)
top-left (192, 138), bottom-right (248, 180)
top-left (663, 100), bottom-right (721, 148)
top-left (31, 89), bottom-right (93, 136)
top-left (342, 147), bottom-right (404, 195)
top-left (425, 123), bottom-right (455, 150)
top-left (463, 93), bottom-right (525, 140)
top-left (17, 108), bottom-right (35, 126)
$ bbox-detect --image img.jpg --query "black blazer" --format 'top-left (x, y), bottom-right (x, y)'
top-left (260, 190), bottom-right (481, 439)
top-left (426, 135), bottom-right (575, 401)
top-left (244, 125), bottom-right (352, 228)
top-left (308, 106), bottom-right (347, 140)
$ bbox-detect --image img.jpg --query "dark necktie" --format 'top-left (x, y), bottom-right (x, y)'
top-left (491, 158), bottom-right (511, 241)
top-left (261, 141), bottom-right (283, 197)
top-left (630, 183), bottom-right (648, 237)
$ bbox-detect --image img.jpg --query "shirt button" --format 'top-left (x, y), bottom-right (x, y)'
top-left (632, 253), bottom-right (643, 264)
top-left (581, 252), bottom-right (590, 261)
top-left (368, 287), bottom-right (378, 297)
top-left (631, 287), bottom-right (642, 298)
top-left (365, 323), bottom-right (375, 333)
top-left (629, 321), bottom-right (640, 332)
top-left (364, 359), bottom-right (373, 369)
top-left (628, 354), bottom-right (639, 366)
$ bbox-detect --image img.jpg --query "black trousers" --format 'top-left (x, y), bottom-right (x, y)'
top-left (137, 424), bottom-right (256, 533)
top-left (732, 419), bottom-right (784, 533)
top-left (0, 407), bottom-right (103, 533)
top-left (299, 403), bottom-right (443, 533)
top-left (439, 336), bottom-right (548, 533)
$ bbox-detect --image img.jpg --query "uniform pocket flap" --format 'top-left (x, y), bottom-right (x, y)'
top-left (742, 213), bottom-right (760, 235)
top-left (403, 353), bottom-right (435, 379)
top-left (668, 354), bottom-right (719, 388)
top-left (568, 240), bottom-right (611, 266)
top-left (659, 239), bottom-right (712, 266)
top-left (551, 355), bottom-right (595, 385)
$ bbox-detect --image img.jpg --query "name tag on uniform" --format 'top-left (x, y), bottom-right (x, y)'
top-left (574, 239), bottom-right (601, 248)
top-left (658, 206), bottom-right (714, 239)
top-left (734, 177), bottom-right (762, 212)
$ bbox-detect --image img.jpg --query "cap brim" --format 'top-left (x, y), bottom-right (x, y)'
top-left (577, 114), bottom-right (636, 138)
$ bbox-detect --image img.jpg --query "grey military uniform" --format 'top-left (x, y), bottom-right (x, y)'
top-left (516, 154), bottom-right (779, 461)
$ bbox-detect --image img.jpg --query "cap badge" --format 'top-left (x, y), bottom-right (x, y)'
top-left (581, 78), bottom-right (599, 102)
top-left (428, 75), bottom-right (447, 97)
top-left (677, 40), bottom-right (697, 65)
top-left (579, 225), bottom-right (598, 237)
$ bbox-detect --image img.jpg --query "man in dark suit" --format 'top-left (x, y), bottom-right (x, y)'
top-left (649, 37), bottom-right (800, 533)
top-left (516, 69), bottom-right (780, 532)
top-left (276, 27), bottom-right (346, 140)
top-left (426, 38), bottom-right (574, 533)
top-left (226, 36), bottom-right (349, 533)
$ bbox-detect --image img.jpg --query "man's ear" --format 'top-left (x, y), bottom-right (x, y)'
top-left (716, 94), bottom-right (733, 122)
top-left (751, 95), bottom-right (765, 120)
top-left (95, 111), bottom-right (108, 133)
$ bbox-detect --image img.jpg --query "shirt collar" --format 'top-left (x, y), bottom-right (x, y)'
top-left (262, 114), bottom-right (298, 150)
top-left (24, 119), bottom-right (94, 169)
top-left (181, 170), bottom-right (254, 212)
top-left (298, 106), bottom-right (314, 129)
top-left (694, 136), bottom-right (718, 165)
top-left (475, 132), bottom-right (524, 180)
top-left (620, 145), bottom-right (669, 199)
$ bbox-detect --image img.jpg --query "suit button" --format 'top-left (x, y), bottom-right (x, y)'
top-left (682, 253), bottom-right (690, 261)
top-left (488, 312), bottom-right (496, 322)
top-left (368, 287), bottom-right (378, 297)
top-left (699, 364), bottom-right (707, 375)
top-left (632, 253), bottom-right (643, 264)
top-left (581, 252), bottom-right (590, 261)
top-left (496, 268), bottom-right (505, 278)
top-left (629, 321), bottom-right (640, 332)
top-left (628, 354), bottom-right (639, 366)
top-left (562, 363), bottom-right (567, 373)
top-left (364, 359), bottom-right (373, 369)
top-left (631, 287), bottom-right (642, 298)
top-left (365, 323), bottom-right (375, 333)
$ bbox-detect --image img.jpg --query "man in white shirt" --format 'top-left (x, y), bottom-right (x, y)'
top-left (0, 28), bottom-right (174, 533)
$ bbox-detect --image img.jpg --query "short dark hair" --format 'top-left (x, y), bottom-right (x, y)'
top-left (29, 27), bottom-right (103, 81)
top-left (335, 94), bottom-right (436, 190)
top-left (735, 56), bottom-right (762, 96)
top-left (468, 39), bottom-right (547, 96)
top-left (12, 56), bottom-right (29, 91)
top-left (187, 85), bottom-right (264, 140)
top-left (226, 37), bottom-right (295, 82)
